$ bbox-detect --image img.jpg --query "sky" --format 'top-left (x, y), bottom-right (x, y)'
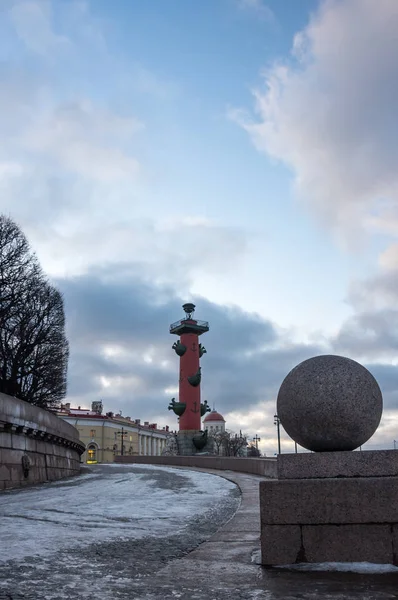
top-left (1, 0), bottom-right (398, 455)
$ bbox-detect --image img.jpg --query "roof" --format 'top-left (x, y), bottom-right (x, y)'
top-left (56, 409), bottom-right (172, 434)
top-left (203, 410), bottom-right (225, 423)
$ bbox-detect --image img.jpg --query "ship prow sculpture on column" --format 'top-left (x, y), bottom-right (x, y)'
top-left (261, 354), bottom-right (398, 567)
top-left (168, 303), bottom-right (211, 455)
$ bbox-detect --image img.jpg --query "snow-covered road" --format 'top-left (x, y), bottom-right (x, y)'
top-left (0, 464), bottom-right (240, 598)
top-left (1, 463), bottom-right (238, 562)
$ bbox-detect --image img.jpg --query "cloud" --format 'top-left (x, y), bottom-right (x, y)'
top-left (0, 7), bottom-right (145, 266)
top-left (231, 0), bottom-right (398, 447)
top-left (9, 0), bottom-right (71, 56)
top-left (60, 263), bottom-right (398, 455)
top-left (232, 0), bottom-right (398, 238)
top-left (19, 100), bottom-right (143, 182)
top-left (236, 0), bottom-right (275, 21)
top-left (331, 256), bottom-right (398, 365)
top-left (0, 0), bottom-right (247, 286)
top-left (58, 265), bottom-right (324, 440)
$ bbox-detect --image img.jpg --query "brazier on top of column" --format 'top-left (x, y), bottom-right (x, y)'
top-left (260, 354), bottom-right (398, 567)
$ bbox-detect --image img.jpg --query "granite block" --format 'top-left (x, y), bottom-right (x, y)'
top-left (1, 448), bottom-right (23, 465)
top-left (0, 465), bottom-right (11, 481)
top-left (24, 438), bottom-right (37, 452)
top-left (261, 525), bottom-right (302, 565)
top-left (0, 432), bottom-right (12, 447)
top-left (260, 477), bottom-right (398, 525)
top-left (11, 434), bottom-right (26, 451)
top-left (302, 524), bottom-right (394, 564)
top-left (278, 449), bottom-right (398, 479)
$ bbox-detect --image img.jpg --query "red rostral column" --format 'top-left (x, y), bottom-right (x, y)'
top-left (169, 303), bottom-right (209, 431)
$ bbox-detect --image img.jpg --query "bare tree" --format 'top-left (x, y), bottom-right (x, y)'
top-left (0, 216), bottom-right (69, 408)
top-left (211, 430), bottom-right (248, 457)
top-left (227, 430), bottom-right (248, 457)
top-left (211, 430), bottom-right (225, 455)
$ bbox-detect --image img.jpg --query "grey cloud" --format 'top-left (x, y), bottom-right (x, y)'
top-left (332, 264), bottom-right (398, 361)
top-left (331, 267), bottom-right (398, 413)
top-left (58, 268), bottom-right (276, 355)
top-left (363, 363), bottom-right (398, 411)
top-left (56, 264), bottom-right (398, 442)
top-left (333, 309), bottom-right (398, 359)
top-left (57, 266), bottom-right (325, 423)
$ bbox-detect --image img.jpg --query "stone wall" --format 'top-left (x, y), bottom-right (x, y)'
top-left (115, 454), bottom-right (277, 477)
top-left (0, 392), bottom-right (85, 490)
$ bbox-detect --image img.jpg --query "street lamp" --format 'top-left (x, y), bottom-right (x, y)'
top-left (116, 427), bottom-right (127, 456)
top-left (253, 434), bottom-right (261, 451)
top-left (274, 414), bottom-right (281, 455)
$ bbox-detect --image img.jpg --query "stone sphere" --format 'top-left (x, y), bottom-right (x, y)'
top-left (276, 355), bottom-right (383, 452)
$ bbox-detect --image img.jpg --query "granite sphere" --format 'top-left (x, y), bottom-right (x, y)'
top-left (276, 355), bottom-right (383, 452)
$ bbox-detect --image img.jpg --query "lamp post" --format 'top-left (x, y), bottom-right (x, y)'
top-left (116, 427), bottom-right (127, 456)
top-left (394, 440), bottom-right (397, 450)
top-left (274, 414), bottom-right (281, 455)
top-left (253, 434), bottom-right (261, 452)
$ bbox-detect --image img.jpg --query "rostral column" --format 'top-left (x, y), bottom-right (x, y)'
top-left (169, 304), bottom-right (210, 446)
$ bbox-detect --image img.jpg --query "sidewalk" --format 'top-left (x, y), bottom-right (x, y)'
top-left (128, 467), bottom-right (269, 598)
top-left (157, 468), bottom-right (264, 587)
top-left (129, 467), bottom-right (398, 600)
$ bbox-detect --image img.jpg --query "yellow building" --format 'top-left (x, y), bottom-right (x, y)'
top-left (56, 401), bottom-right (172, 464)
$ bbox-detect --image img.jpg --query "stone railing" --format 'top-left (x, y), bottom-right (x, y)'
top-left (0, 392), bottom-right (85, 490)
top-left (115, 454), bottom-right (277, 478)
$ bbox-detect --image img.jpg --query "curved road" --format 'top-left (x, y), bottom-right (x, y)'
top-left (0, 464), bottom-right (240, 599)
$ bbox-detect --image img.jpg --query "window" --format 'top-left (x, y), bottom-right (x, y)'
top-left (90, 429), bottom-right (96, 438)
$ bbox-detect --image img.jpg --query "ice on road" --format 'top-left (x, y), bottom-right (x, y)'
top-left (0, 464), bottom-right (239, 563)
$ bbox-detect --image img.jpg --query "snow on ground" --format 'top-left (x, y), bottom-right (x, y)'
top-left (277, 562), bottom-right (398, 574)
top-left (0, 464), bottom-right (239, 563)
top-left (251, 549), bottom-right (398, 575)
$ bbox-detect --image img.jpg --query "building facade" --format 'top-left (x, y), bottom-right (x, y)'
top-left (56, 402), bottom-right (172, 464)
top-left (203, 409), bottom-right (226, 435)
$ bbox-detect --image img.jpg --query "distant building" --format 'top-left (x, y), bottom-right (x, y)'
top-left (56, 401), bottom-right (172, 464)
top-left (202, 408), bottom-right (247, 457)
top-left (203, 409), bottom-right (226, 435)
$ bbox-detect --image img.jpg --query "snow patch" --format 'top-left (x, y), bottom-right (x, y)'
top-left (277, 562), bottom-right (398, 574)
top-left (0, 464), bottom-right (237, 563)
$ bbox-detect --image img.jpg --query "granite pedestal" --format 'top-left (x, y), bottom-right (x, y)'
top-left (260, 450), bottom-right (398, 566)
top-left (176, 431), bottom-right (213, 455)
